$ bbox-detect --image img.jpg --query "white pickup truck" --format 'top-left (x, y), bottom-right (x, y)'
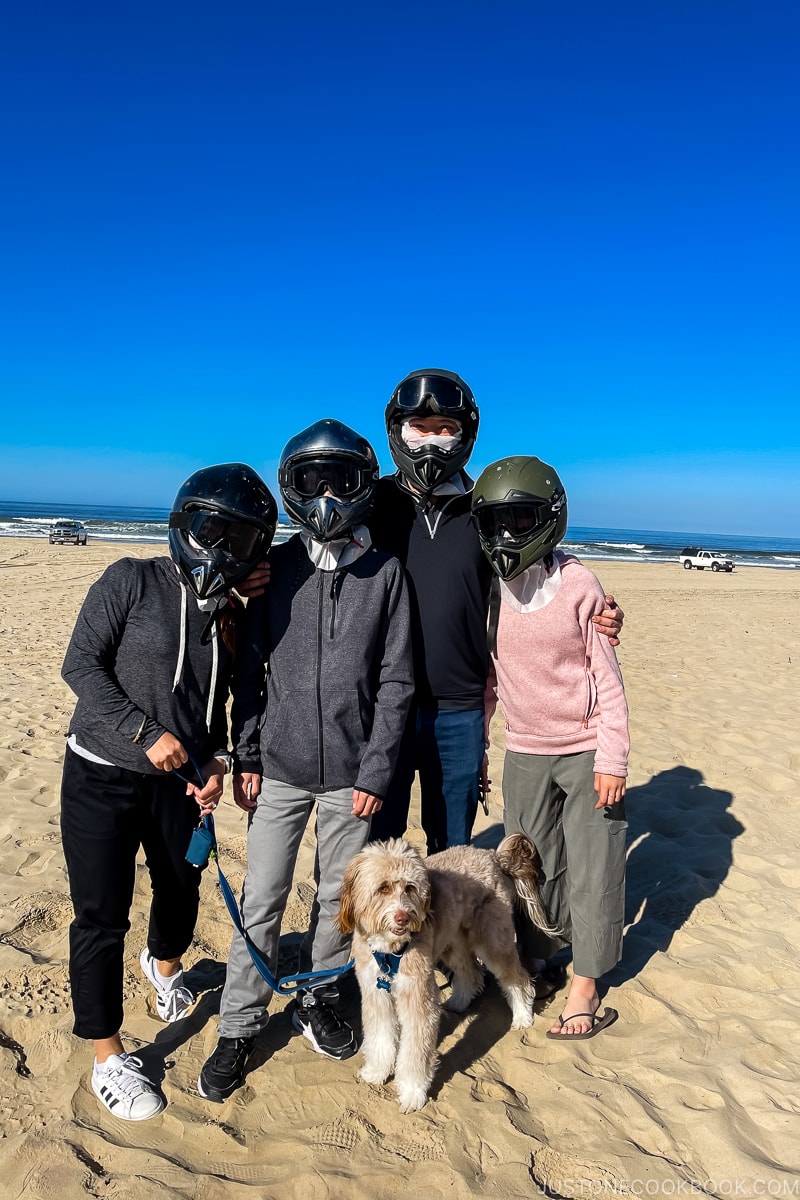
top-left (679, 546), bottom-right (735, 572)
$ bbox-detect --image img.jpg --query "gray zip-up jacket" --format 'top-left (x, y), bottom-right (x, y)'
top-left (62, 557), bottom-right (235, 773)
top-left (232, 535), bottom-right (413, 798)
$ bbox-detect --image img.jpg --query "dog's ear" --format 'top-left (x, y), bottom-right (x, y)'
top-left (420, 873), bottom-right (432, 919)
top-left (337, 858), bottom-right (359, 935)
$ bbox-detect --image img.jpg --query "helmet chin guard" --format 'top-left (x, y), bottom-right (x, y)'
top-left (489, 545), bottom-right (523, 580)
top-left (188, 562), bottom-right (226, 598)
top-left (302, 495), bottom-right (351, 541)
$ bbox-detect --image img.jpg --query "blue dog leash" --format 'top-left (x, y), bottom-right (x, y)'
top-left (190, 810), bottom-right (354, 996)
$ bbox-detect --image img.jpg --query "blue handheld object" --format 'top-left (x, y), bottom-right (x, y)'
top-left (186, 815), bottom-right (215, 868)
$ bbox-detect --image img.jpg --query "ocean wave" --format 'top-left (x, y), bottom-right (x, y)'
top-left (1, 506), bottom-right (797, 567)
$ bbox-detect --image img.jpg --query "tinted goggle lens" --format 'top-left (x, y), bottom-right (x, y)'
top-left (393, 376), bottom-right (465, 411)
top-left (474, 502), bottom-right (550, 541)
top-left (170, 511), bottom-right (264, 559)
top-left (287, 460), bottom-right (364, 498)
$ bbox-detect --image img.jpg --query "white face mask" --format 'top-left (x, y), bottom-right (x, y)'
top-left (400, 423), bottom-right (462, 453)
top-left (300, 526), bottom-right (372, 571)
top-left (499, 557), bottom-right (563, 613)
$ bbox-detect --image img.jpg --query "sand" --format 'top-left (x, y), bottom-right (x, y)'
top-left (0, 536), bottom-right (797, 1199)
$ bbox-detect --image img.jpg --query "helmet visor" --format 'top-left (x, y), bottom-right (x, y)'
top-left (283, 459), bottom-right (368, 499)
top-left (473, 502), bottom-right (552, 544)
top-left (393, 375), bottom-right (468, 412)
top-left (169, 510), bottom-right (266, 560)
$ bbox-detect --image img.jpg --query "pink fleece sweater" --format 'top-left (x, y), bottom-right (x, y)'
top-left (485, 552), bottom-right (629, 777)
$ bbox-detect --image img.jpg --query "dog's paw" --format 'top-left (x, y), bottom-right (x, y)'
top-left (510, 1006), bottom-right (534, 1030)
top-left (396, 1084), bottom-right (428, 1113)
top-left (359, 1064), bottom-right (391, 1086)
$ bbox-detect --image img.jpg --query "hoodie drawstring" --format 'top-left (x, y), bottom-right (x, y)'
top-left (173, 578), bottom-right (218, 733)
top-left (206, 620), bottom-right (218, 732)
top-left (173, 582), bottom-right (188, 692)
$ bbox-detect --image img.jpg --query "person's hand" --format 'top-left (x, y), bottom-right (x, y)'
top-left (592, 595), bottom-right (625, 646)
top-left (234, 772), bottom-right (261, 813)
top-left (352, 790), bottom-right (383, 818)
top-left (146, 732), bottom-right (188, 771)
top-left (594, 773), bottom-right (626, 808)
top-left (235, 561), bottom-right (271, 599)
top-left (187, 758), bottom-right (227, 815)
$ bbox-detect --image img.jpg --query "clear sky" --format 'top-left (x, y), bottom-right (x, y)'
top-left (1, 1), bottom-right (798, 536)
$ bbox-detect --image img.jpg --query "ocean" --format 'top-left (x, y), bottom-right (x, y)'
top-left (1, 499), bottom-right (798, 570)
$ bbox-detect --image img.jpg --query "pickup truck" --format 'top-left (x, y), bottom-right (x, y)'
top-left (679, 546), bottom-right (734, 572)
top-left (49, 520), bottom-right (88, 546)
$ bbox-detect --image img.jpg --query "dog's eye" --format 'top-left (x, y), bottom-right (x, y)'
top-left (378, 883), bottom-right (392, 895)
top-left (405, 884), bottom-right (418, 896)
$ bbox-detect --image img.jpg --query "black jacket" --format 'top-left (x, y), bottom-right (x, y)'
top-left (368, 475), bottom-right (492, 711)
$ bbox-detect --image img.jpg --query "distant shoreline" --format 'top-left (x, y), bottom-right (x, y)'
top-left (0, 534), bottom-right (796, 572)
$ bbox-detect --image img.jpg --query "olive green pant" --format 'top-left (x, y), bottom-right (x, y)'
top-left (502, 749), bottom-right (627, 979)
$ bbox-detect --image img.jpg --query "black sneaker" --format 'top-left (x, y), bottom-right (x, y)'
top-left (197, 1036), bottom-right (257, 1102)
top-left (291, 991), bottom-right (358, 1060)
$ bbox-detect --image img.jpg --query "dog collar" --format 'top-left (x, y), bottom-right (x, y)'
top-left (373, 945), bottom-right (409, 992)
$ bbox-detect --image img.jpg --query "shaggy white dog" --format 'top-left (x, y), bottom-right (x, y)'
top-left (337, 834), bottom-right (551, 1112)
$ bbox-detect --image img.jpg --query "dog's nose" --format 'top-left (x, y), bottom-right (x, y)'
top-left (393, 909), bottom-right (409, 927)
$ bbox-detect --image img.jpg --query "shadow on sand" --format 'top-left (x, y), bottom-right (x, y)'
top-left (607, 764), bottom-right (742, 985)
top-left (474, 764), bottom-right (743, 989)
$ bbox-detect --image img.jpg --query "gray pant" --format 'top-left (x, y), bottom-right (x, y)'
top-left (502, 750), bottom-right (627, 979)
top-left (217, 778), bottom-right (371, 1038)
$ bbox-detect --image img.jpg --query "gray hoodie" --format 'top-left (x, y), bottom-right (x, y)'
top-left (62, 557), bottom-right (234, 773)
top-left (232, 534), bottom-right (413, 798)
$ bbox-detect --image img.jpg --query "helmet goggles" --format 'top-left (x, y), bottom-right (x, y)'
top-left (169, 509), bottom-right (266, 561)
top-left (281, 457), bottom-right (372, 500)
top-left (392, 375), bottom-right (470, 413)
top-left (473, 501), bottom-right (554, 544)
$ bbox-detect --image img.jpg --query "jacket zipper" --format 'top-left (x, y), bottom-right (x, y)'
top-left (316, 571), bottom-right (325, 787)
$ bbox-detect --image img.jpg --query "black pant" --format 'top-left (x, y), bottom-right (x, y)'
top-left (60, 747), bottom-right (204, 1040)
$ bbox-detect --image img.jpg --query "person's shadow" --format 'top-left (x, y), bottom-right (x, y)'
top-left (473, 764), bottom-right (742, 989)
top-left (606, 764), bottom-right (742, 986)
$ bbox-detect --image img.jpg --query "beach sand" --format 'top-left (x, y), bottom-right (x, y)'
top-left (0, 536), bottom-right (797, 1199)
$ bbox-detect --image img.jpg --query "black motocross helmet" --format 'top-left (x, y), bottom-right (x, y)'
top-left (385, 368), bottom-right (479, 493)
top-left (168, 463), bottom-right (278, 599)
top-left (278, 419), bottom-right (379, 541)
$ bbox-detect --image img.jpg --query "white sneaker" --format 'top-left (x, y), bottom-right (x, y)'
top-left (139, 948), bottom-right (195, 1022)
top-left (91, 1054), bottom-right (165, 1120)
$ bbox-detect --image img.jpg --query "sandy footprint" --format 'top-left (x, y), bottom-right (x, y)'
top-left (532, 1145), bottom-right (635, 1197)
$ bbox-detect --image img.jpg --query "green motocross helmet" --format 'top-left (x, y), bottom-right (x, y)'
top-left (472, 456), bottom-right (568, 580)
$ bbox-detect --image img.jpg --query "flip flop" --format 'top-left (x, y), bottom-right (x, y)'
top-left (545, 1007), bottom-right (618, 1040)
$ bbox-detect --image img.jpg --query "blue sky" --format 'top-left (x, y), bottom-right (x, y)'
top-left (1, 1), bottom-right (798, 536)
